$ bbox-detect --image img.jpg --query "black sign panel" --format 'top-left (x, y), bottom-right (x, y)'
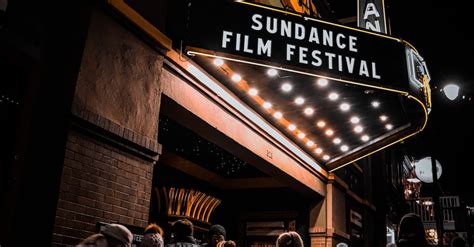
top-left (358, 0), bottom-right (387, 34)
top-left (185, 1), bottom-right (409, 92)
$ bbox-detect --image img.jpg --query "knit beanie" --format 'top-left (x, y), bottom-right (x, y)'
top-left (209, 224), bottom-right (226, 239)
top-left (100, 223), bottom-right (133, 247)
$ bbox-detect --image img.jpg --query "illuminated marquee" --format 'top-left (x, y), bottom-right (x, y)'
top-left (107, 0), bottom-right (431, 171)
top-left (184, 1), bottom-right (416, 94)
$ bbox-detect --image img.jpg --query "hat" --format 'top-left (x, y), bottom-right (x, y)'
top-left (141, 233), bottom-right (164, 247)
top-left (276, 232), bottom-right (303, 247)
top-left (101, 223), bottom-right (133, 247)
top-left (209, 224), bottom-right (226, 239)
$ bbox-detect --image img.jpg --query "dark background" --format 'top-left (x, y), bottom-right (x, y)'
top-left (389, 1), bottom-right (474, 204)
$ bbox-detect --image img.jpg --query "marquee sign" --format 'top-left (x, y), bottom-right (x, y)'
top-left (108, 0), bottom-right (431, 171)
top-left (184, 1), bottom-right (421, 97)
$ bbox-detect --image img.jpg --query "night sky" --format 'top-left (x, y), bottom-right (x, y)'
top-left (389, 1), bottom-right (474, 204)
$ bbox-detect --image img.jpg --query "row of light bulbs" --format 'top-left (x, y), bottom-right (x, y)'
top-left (213, 59), bottom-right (395, 162)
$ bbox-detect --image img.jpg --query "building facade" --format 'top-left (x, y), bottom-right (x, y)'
top-left (0, 0), bottom-right (430, 246)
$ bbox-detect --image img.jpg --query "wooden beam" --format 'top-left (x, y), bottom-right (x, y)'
top-left (159, 151), bottom-right (287, 189)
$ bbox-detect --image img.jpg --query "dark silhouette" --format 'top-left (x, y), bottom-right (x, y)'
top-left (396, 213), bottom-right (428, 247)
top-left (165, 219), bottom-right (200, 247)
top-left (276, 231), bottom-right (303, 247)
top-left (451, 236), bottom-right (466, 247)
top-left (203, 224), bottom-right (226, 247)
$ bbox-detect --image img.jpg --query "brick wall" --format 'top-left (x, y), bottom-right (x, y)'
top-left (52, 130), bottom-right (154, 246)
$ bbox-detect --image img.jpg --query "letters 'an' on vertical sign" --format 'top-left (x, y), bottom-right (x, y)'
top-left (358, 0), bottom-right (387, 34)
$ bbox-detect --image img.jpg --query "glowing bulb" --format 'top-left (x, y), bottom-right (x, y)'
top-left (315, 148), bottom-right (323, 154)
top-left (444, 84), bottom-right (460, 100)
top-left (371, 100), bottom-right (380, 108)
top-left (328, 92), bottom-right (339, 101)
top-left (317, 121), bottom-right (326, 128)
top-left (333, 138), bottom-right (341, 144)
top-left (273, 112), bottom-right (282, 119)
top-left (263, 102), bottom-right (272, 109)
top-left (281, 83), bottom-right (292, 92)
top-left (340, 145), bottom-right (349, 152)
top-left (306, 140), bottom-right (314, 147)
top-left (248, 88), bottom-right (258, 96)
top-left (325, 129), bottom-right (334, 136)
top-left (385, 124), bottom-right (393, 130)
top-left (380, 115), bottom-right (388, 121)
top-left (361, 135), bottom-right (370, 142)
top-left (317, 78), bottom-right (328, 87)
top-left (295, 97), bottom-right (305, 105)
top-left (354, 125), bottom-right (363, 133)
top-left (213, 58), bottom-right (224, 66)
top-left (267, 68), bottom-right (278, 77)
top-left (231, 74), bottom-right (241, 82)
top-left (304, 107), bottom-right (314, 115)
top-left (340, 103), bottom-right (350, 111)
top-left (323, 155), bottom-right (330, 161)
top-left (288, 124), bottom-right (296, 131)
top-left (298, 132), bottom-right (305, 139)
top-left (350, 116), bottom-right (360, 124)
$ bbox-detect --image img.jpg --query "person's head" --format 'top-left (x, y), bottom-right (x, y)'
top-left (172, 219), bottom-right (194, 240)
top-left (141, 223), bottom-right (164, 247)
top-left (276, 231), bottom-right (303, 247)
top-left (216, 240), bottom-right (236, 247)
top-left (100, 223), bottom-right (133, 247)
top-left (451, 236), bottom-right (466, 247)
top-left (397, 213), bottom-right (427, 247)
top-left (208, 224), bottom-right (226, 246)
top-left (145, 223), bottom-right (164, 237)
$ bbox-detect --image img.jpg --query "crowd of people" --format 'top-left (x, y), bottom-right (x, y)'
top-left (76, 213), bottom-right (466, 247)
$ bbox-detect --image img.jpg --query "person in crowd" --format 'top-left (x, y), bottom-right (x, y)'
top-left (165, 219), bottom-right (200, 247)
top-left (77, 223), bottom-right (133, 247)
top-left (276, 231), bottom-right (303, 247)
top-left (396, 213), bottom-right (428, 247)
top-left (216, 240), bottom-right (236, 247)
top-left (141, 223), bottom-right (164, 247)
top-left (451, 236), bottom-right (466, 247)
top-left (202, 224), bottom-right (226, 247)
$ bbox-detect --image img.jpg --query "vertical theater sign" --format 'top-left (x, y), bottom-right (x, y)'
top-left (109, 0), bottom-right (430, 172)
top-left (358, 0), bottom-right (387, 34)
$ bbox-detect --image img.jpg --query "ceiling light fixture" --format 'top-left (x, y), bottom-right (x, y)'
top-left (354, 125), bottom-right (363, 133)
top-left (281, 83), bottom-right (292, 92)
top-left (340, 103), bottom-right (350, 111)
top-left (213, 58), bottom-right (224, 66)
top-left (371, 100), bottom-right (380, 108)
top-left (248, 88), bottom-right (258, 96)
top-left (317, 121), bottom-right (326, 128)
top-left (325, 129), bottom-right (334, 136)
top-left (263, 102), bottom-right (272, 109)
top-left (295, 97), bottom-right (305, 105)
top-left (317, 78), bottom-right (328, 87)
top-left (231, 74), bottom-right (242, 82)
top-left (350, 116), bottom-right (360, 124)
top-left (304, 107), bottom-right (314, 115)
top-left (273, 112), bottom-right (283, 119)
top-left (328, 92), bottom-right (339, 101)
top-left (288, 124), bottom-right (296, 131)
top-left (267, 68), bottom-right (278, 77)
